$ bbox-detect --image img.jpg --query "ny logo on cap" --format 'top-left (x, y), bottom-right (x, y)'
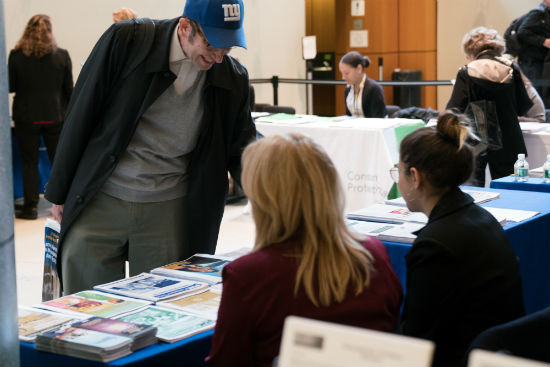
top-left (222, 4), bottom-right (240, 21)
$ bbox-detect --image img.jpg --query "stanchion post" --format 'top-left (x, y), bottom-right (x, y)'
top-left (0, 0), bottom-right (21, 365)
top-left (271, 75), bottom-right (279, 106)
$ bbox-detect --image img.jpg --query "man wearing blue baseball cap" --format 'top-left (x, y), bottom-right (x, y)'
top-left (45, 0), bottom-right (256, 294)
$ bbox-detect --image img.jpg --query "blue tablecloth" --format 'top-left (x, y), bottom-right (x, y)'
top-left (19, 188), bottom-right (549, 366)
top-left (382, 186), bottom-right (550, 316)
top-left (12, 133), bottom-right (52, 199)
top-left (20, 330), bottom-right (213, 366)
top-left (490, 176), bottom-right (550, 193)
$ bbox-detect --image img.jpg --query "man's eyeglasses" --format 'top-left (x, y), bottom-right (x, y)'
top-left (389, 167), bottom-right (399, 182)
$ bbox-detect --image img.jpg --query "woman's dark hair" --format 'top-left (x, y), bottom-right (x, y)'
top-left (400, 112), bottom-right (474, 189)
top-left (340, 51), bottom-right (371, 69)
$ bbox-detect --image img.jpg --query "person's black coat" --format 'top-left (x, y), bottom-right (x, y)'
top-left (401, 188), bottom-right (525, 367)
top-left (44, 18), bottom-right (256, 284)
top-left (8, 48), bottom-right (73, 123)
top-left (446, 63), bottom-right (532, 169)
top-left (517, 2), bottom-right (550, 65)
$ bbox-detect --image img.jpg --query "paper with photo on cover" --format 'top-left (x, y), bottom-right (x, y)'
top-left (70, 317), bottom-right (157, 351)
top-left (94, 273), bottom-right (209, 302)
top-left (279, 316), bottom-right (434, 367)
top-left (150, 254), bottom-right (233, 285)
top-left (115, 305), bottom-right (215, 343)
top-left (42, 218), bottom-right (61, 301)
top-left (18, 306), bottom-right (85, 342)
top-left (347, 219), bottom-right (424, 243)
top-left (157, 288), bottom-right (222, 320)
top-left (34, 290), bottom-right (152, 318)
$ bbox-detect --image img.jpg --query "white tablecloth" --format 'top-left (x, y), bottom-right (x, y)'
top-left (255, 116), bottom-right (425, 211)
top-left (523, 128), bottom-right (550, 169)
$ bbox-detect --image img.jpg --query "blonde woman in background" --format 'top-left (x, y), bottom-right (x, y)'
top-left (112, 7), bottom-right (137, 23)
top-left (8, 14), bottom-right (73, 219)
top-left (207, 133), bottom-right (403, 366)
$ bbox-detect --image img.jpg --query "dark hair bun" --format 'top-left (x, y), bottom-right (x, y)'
top-left (363, 56), bottom-right (371, 68)
top-left (436, 112), bottom-right (469, 149)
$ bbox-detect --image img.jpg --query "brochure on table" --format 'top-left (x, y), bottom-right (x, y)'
top-left (93, 273), bottom-right (209, 302)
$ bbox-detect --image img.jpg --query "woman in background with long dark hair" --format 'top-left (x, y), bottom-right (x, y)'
top-left (9, 14), bottom-right (73, 219)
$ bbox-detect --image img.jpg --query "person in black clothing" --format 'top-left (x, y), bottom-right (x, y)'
top-left (396, 112), bottom-right (525, 367)
top-left (44, 0), bottom-right (256, 294)
top-left (447, 27), bottom-right (532, 186)
top-left (339, 51), bottom-right (386, 117)
top-left (8, 14), bottom-right (73, 219)
top-left (517, 0), bottom-right (550, 107)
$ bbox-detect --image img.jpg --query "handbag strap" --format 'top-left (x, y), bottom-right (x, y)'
top-left (462, 65), bottom-right (475, 103)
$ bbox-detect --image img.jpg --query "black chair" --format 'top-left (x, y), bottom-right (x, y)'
top-left (467, 307), bottom-right (550, 363)
top-left (386, 105), bottom-right (400, 118)
top-left (254, 103), bottom-right (296, 115)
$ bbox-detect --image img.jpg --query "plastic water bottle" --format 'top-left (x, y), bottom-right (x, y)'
top-left (514, 153), bottom-right (529, 182)
top-left (543, 155), bottom-right (550, 184)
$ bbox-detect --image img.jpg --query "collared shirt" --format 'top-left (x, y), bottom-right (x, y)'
top-left (346, 74), bottom-right (366, 117)
top-left (169, 25), bottom-right (204, 95)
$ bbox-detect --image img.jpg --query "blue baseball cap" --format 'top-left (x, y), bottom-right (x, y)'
top-left (184, 0), bottom-right (247, 49)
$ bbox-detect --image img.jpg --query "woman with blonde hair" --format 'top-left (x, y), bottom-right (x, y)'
top-left (397, 112), bottom-right (525, 366)
top-left (112, 7), bottom-right (138, 23)
top-left (447, 26), bottom-right (533, 186)
top-left (9, 14), bottom-right (73, 219)
top-left (207, 133), bottom-right (402, 366)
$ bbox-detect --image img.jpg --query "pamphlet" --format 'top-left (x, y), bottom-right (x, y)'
top-left (150, 254), bottom-right (232, 285)
top-left (93, 273), bottom-right (208, 302)
top-left (116, 305), bottom-right (215, 343)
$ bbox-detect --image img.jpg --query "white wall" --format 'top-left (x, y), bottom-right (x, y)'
top-left (4, 1), bottom-right (542, 114)
top-left (2, 0), bottom-right (307, 113)
top-left (437, 0), bottom-right (540, 110)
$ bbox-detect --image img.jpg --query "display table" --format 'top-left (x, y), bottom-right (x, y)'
top-left (490, 176), bottom-right (550, 193)
top-left (256, 117), bottom-right (425, 211)
top-left (378, 187), bottom-right (550, 315)
top-left (20, 330), bottom-right (213, 366)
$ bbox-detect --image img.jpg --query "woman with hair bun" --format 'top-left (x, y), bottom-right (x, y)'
top-left (207, 133), bottom-right (402, 366)
top-left (396, 112), bottom-right (525, 367)
top-left (339, 51), bottom-right (386, 117)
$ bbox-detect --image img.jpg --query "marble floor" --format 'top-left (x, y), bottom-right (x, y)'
top-left (14, 197), bottom-right (255, 306)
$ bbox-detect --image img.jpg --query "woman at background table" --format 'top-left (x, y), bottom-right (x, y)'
top-left (8, 14), bottom-right (73, 219)
top-left (446, 27), bottom-right (532, 186)
top-left (339, 51), bottom-right (387, 118)
top-left (397, 112), bottom-right (525, 367)
top-left (207, 133), bottom-right (402, 367)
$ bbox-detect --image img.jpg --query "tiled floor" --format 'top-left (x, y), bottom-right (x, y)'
top-left (14, 198), bottom-right (255, 306)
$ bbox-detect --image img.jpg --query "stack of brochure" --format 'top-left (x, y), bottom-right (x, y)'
top-left (34, 290), bottom-right (152, 318)
top-left (18, 306), bottom-right (84, 342)
top-left (115, 305), bottom-right (216, 343)
top-left (69, 317), bottom-right (157, 351)
top-left (35, 326), bottom-right (133, 362)
top-left (93, 273), bottom-right (209, 302)
top-left (150, 254), bottom-right (232, 285)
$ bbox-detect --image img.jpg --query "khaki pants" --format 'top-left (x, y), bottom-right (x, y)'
top-left (61, 191), bottom-right (188, 294)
